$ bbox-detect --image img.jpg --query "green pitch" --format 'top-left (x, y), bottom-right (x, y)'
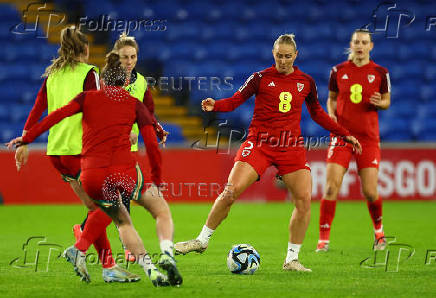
top-left (1, 202), bottom-right (436, 297)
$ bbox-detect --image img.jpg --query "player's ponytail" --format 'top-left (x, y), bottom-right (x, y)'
top-left (101, 51), bottom-right (127, 86)
top-left (43, 26), bottom-right (89, 77)
top-left (346, 28), bottom-right (372, 60)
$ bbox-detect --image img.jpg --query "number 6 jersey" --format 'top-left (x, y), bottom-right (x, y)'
top-left (329, 60), bottom-right (391, 143)
top-left (213, 65), bottom-right (350, 143)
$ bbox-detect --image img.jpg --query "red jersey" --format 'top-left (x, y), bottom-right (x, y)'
top-left (214, 66), bottom-right (350, 143)
top-left (329, 60), bottom-right (390, 143)
top-left (22, 87), bottom-right (162, 185)
top-left (23, 70), bottom-right (162, 138)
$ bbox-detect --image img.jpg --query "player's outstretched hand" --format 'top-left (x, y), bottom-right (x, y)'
top-left (159, 130), bottom-right (169, 148)
top-left (5, 137), bottom-right (24, 150)
top-left (129, 132), bottom-right (138, 145)
top-left (369, 92), bottom-right (382, 108)
top-left (344, 136), bottom-right (362, 154)
top-left (201, 98), bottom-right (215, 112)
top-left (15, 144), bottom-right (29, 171)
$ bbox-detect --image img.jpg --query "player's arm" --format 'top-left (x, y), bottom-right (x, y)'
top-left (7, 93), bottom-right (85, 148)
top-left (16, 79), bottom-right (49, 170)
top-left (23, 79), bottom-right (48, 133)
top-left (135, 101), bottom-right (163, 186)
top-left (203, 72), bottom-right (261, 112)
top-left (305, 78), bottom-right (362, 153)
top-left (326, 67), bottom-right (339, 121)
top-left (327, 91), bottom-right (338, 122)
top-left (370, 69), bottom-right (391, 110)
top-left (143, 89), bottom-right (169, 146)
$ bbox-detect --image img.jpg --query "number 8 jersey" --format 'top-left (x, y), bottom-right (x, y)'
top-left (213, 65), bottom-right (349, 142)
top-left (329, 60), bottom-right (391, 143)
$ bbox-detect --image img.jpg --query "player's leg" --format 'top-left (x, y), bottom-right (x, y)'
top-left (359, 167), bottom-right (385, 250)
top-left (317, 140), bottom-right (352, 252)
top-left (206, 161), bottom-right (259, 229)
top-left (357, 143), bottom-right (385, 250)
top-left (281, 169), bottom-right (312, 272)
top-left (59, 156), bottom-right (137, 280)
top-left (66, 167), bottom-right (140, 283)
top-left (137, 184), bottom-right (182, 286)
top-left (317, 162), bottom-right (347, 251)
top-left (101, 195), bottom-right (170, 287)
top-left (175, 161), bottom-right (259, 255)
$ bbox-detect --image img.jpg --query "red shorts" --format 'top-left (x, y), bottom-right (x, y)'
top-left (326, 137), bottom-right (380, 170)
top-left (234, 139), bottom-right (310, 177)
top-left (49, 155), bottom-right (81, 182)
top-left (80, 164), bottom-right (148, 208)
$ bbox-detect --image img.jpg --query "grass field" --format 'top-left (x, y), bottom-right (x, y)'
top-left (1, 201), bottom-right (436, 297)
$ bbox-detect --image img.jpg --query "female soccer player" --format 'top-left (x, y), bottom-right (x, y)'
top-left (73, 33), bottom-right (168, 262)
top-left (316, 29), bottom-right (391, 252)
top-left (15, 26), bottom-right (138, 282)
top-left (7, 53), bottom-right (182, 287)
top-left (175, 34), bottom-right (362, 272)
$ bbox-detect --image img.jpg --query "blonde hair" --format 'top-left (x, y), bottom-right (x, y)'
top-left (273, 34), bottom-right (297, 51)
top-left (347, 29), bottom-right (372, 60)
top-left (112, 32), bottom-right (139, 54)
top-left (43, 26), bottom-right (88, 77)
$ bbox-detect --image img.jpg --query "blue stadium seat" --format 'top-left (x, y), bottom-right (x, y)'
top-left (9, 104), bottom-right (32, 124)
top-left (0, 104), bottom-right (8, 121)
top-left (0, 4), bottom-right (20, 23)
top-left (413, 119), bottom-right (436, 141)
top-left (0, 123), bottom-right (22, 143)
top-left (424, 64), bottom-right (436, 81)
top-left (380, 117), bottom-right (413, 141)
top-left (160, 122), bottom-right (185, 143)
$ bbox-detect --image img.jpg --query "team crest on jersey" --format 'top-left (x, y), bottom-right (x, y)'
top-left (368, 74), bottom-right (375, 83)
top-left (297, 83), bottom-right (304, 92)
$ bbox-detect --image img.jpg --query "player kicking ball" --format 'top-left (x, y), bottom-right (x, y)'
top-left (175, 34), bottom-right (362, 272)
top-left (316, 29), bottom-right (391, 253)
top-left (7, 53), bottom-right (182, 287)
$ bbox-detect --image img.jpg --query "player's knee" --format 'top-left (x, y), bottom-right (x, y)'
top-left (218, 184), bottom-right (239, 205)
top-left (325, 180), bottom-right (341, 199)
top-left (295, 199), bottom-right (311, 215)
top-left (362, 187), bottom-right (378, 202)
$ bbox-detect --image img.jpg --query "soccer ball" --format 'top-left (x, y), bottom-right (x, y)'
top-left (226, 244), bottom-right (260, 274)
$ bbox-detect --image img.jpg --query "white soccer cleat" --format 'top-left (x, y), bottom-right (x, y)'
top-left (63, 245), bottom-right (91, 283)
top-left (174, 239), bottom-right (208, 255)
top-left (102, 264), bottom-right (141, 283)
top-left (283, 260), bottom-right (312, 272)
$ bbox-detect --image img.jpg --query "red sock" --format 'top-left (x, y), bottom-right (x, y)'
top-left (75, 209), bottom-right (112, 252)
top-left (367, 197), bottom-right (383, 232)
top-left (319, 199), bottom-right (337, 241)
top-left (93, 230), bottom-right (116, 269)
